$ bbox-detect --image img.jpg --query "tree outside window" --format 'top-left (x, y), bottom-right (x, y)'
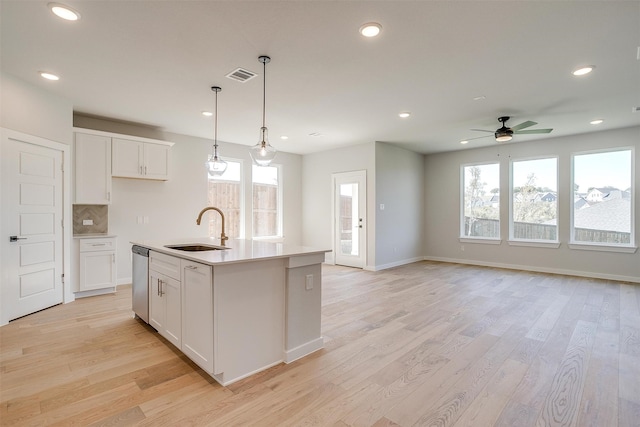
top-left (462, 163), bottom-right (500, 238)
top-left (511, 157), bottom-right (558, 241)
top-left (252, 165), bottom-right (281, 238)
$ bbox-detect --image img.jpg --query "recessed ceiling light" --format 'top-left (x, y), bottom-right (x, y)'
top-left (590, 119), bottom-right (604, 125)
top-left (280, 136), bottom-right (289, 140)
top-left (39, 72), bottom-right (60, 81)
top-left (398, 112), bottom-right (411, 118)
top-left (202, 111), bottom-right (213, 117)
top-left (48, 3), bottom-right (80, 21)
top-left (359, 22), bottom-right (382, 37)
top-left (572, 65), bottom-right (595, 76)
top-left (460, 140), bottom-right (469, 145)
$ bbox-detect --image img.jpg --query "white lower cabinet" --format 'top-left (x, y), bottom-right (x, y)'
top-left (78, 237), bottom-right (117, 291)
top-left (181, 260), bottom-right (214, 373)
top-left (149, 251), bottom-right (182, 348)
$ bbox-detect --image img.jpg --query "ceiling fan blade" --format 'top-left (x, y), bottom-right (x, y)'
top-left (514, 128), bottom-right (553, 134)
top-left (463, 135), bottom-right (492, 141)
top-left (470, 129), bottom-right (494, 133)
top-left (511, 120), bottom-right (537, 131)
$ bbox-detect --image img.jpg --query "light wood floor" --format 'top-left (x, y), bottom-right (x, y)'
top-left (1, 261), bottom-right (639, 426)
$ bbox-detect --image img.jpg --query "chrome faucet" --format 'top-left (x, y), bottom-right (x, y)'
top-left (196, 207), bottom-right (228, 246)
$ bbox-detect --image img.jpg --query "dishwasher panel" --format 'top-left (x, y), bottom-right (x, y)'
top-left (132, 245), bottom-right (149, 323)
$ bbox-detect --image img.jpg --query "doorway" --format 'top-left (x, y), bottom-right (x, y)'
top-left (1, 129), bottom-right (68, 324)
top-left (332, 171), bottom-right (366, 268)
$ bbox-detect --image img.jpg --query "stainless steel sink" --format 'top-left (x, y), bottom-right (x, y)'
top-left (164, 244), bottom-right (229, 252)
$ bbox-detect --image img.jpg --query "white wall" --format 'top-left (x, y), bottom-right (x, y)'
top-left (302, 143), bottom-right (376, 268)
top-left (73, 116), bottom-right (303, 284)
top-left (1, 72), bottom-right (73, 144)
top-left (375, 142), bottom-right (424, 269)
top-left (424, 126), bottom-right (640, 282)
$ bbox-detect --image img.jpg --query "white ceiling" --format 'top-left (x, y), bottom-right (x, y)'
top-left (2, 1), bottom-right (639, 155)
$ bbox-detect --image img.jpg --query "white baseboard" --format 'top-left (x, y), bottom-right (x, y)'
top-left (423, 256), bottom-right (640, 284)
top-left (284, 337), bottom-right (324, 363)
top-left (367, 257), bottom-right (425, 272)
top-left (118, 277), bottom-right (132, 286)
top-left (74, 287), bottom-right (116, 298)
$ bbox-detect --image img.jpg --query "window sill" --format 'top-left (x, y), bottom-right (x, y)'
top-left (508, 240), bottom-right (560, 249)
top-left (459, 237), bottom-right (501, 245)
top-left (568, 243), bottom-right (637, 254)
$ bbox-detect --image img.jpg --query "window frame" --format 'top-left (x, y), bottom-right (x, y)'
top-left (207, 157), bottom-right (245, 239)
top-left (569, 146), bottom-right (636, 253)
top-left (459, 161), bottom-right (501, 243)
top-left (251, 163), bottom-right (283, 241)
top-left (508, 155), bottom-right (560, 248)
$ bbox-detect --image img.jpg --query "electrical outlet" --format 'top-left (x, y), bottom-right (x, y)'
top-left (380, 204), bottom-right (385, 210)
top-left (305, 274), bottom-right (313, 290)
top-left (82, 219), bottom-right (93, 226)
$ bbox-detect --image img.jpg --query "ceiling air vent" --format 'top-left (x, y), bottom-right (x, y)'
top-left (225, 67), bottom-right (257, 83)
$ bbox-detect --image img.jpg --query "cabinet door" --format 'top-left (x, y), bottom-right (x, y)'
top-left (144, 143), bottom-right (170, 180)
top-left (181, 260), bottom-right (213, 373)
top-left (75, 133), bottom-right (112, 204)
top-left (112, 138), bottom-right (143, 178)
top-left (149, 269), bottom-right (181, 348)
top-left (79, 251), bottom-right (116, 291)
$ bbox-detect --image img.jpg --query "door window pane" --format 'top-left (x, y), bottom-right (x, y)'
top-left (208, 160), bottom-right (242, 239)
top-left (339, 183), bottom-right (359, 256)
top-left (462, 163), bottom-right (500, 238)
top-left (511, 158), bottom-right (558, 241)
top-left (572, 149), bottom-right (632, 245)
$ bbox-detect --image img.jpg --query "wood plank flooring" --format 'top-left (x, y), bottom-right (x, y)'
top-left (1, 261), bottom-right (639, 426)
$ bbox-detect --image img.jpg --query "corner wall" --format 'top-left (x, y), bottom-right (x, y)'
top-left (423, 126), bottom-right (640, 282)
top-left (375, 142), bottom-right (424, 269)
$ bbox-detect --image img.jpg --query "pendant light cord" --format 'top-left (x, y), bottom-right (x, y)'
top-left (262, 58), bottom-right (266, 129)
top-left (214, 88), bottom-right (218, 154)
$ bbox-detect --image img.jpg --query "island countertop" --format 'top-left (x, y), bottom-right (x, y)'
top-left (130, 237), bottom-right (331, 266)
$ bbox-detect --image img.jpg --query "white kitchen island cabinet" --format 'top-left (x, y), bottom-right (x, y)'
top-left (132, 238), bottom-right (330, 386)
top-left (149, 251), bottom-right (181, 348)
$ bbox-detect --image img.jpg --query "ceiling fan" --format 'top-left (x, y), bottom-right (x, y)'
top-left (467, 116), bottom-right (553, 143)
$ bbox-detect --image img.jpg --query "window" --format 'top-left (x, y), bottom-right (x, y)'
top-left (207, 160), bottom-right (242, 239)
top-left (572, 148), bottom-right (633, 247)
top-left (510, 157), bottom-right (558, 242)
top-left (461, 163), bottom-right (500, 239)
top-left (252, 164), bottom-right (281, 238)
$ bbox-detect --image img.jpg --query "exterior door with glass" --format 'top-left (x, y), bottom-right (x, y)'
top-left (333, 171), bottom-right (366, 268)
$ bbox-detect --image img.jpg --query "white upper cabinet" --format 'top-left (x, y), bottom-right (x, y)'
top-left (112, 138), bottom-right (170, 180)
top-left (74, 133), bottom-right (112, 204)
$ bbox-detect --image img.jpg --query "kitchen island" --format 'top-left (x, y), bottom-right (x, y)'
top-left (131, 237), bottom-right (330, 386)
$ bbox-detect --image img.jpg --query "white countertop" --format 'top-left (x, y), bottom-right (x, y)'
top-left (74, 234), bottom-right (118, 239)
top-left (131, 237), bottom-right (331, 266)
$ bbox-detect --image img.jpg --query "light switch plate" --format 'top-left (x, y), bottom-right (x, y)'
top-left (82, 219), bottom-right (93, 226)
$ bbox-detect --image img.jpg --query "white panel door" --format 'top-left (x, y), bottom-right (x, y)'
top-left (333, 171), bottom-right (367, 268)
top-left (1, 134), bottom-right (64, 321)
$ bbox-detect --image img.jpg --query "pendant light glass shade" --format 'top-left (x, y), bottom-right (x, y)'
top-left (206, 86), bottom-right (228, 176)
top-left (250, 55), bottom-right (277, 166)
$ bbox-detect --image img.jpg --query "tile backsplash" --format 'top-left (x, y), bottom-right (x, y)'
top-left (73, 204), bottom-right (108, 234)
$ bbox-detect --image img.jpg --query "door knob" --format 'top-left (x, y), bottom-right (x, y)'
top-left (9, 236), bottom-right (27, 242)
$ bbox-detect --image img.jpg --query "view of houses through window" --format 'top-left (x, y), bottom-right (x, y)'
top-left (207, 160), bottom-right (242, 239)
top-left (460, 148), bottom-right (633, 247)
top-left (462, 163), bottom-right (500, 238)
top-left (572, 149), bottom-right (632, 245)
top-left (511, 157), bottom-right (558, 241)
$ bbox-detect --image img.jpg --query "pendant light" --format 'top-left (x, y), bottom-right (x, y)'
top-left (206, 86), bottom-right (228, 176)
top-left (249, 55), bottom-right (277, 166)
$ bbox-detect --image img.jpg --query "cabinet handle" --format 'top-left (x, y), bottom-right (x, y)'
top-left (157, 278), bottom-right (161, 296)
top-left (185, 265), bottom-right (197, 270)
top-left (140, 165), bottom-right (143, 175)
top-left (144, 165), bottom-right (147, 175)
top-left (112, 254), bottom-right (115, 263)
top-left (91, 243), bottom-right (106, 247)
